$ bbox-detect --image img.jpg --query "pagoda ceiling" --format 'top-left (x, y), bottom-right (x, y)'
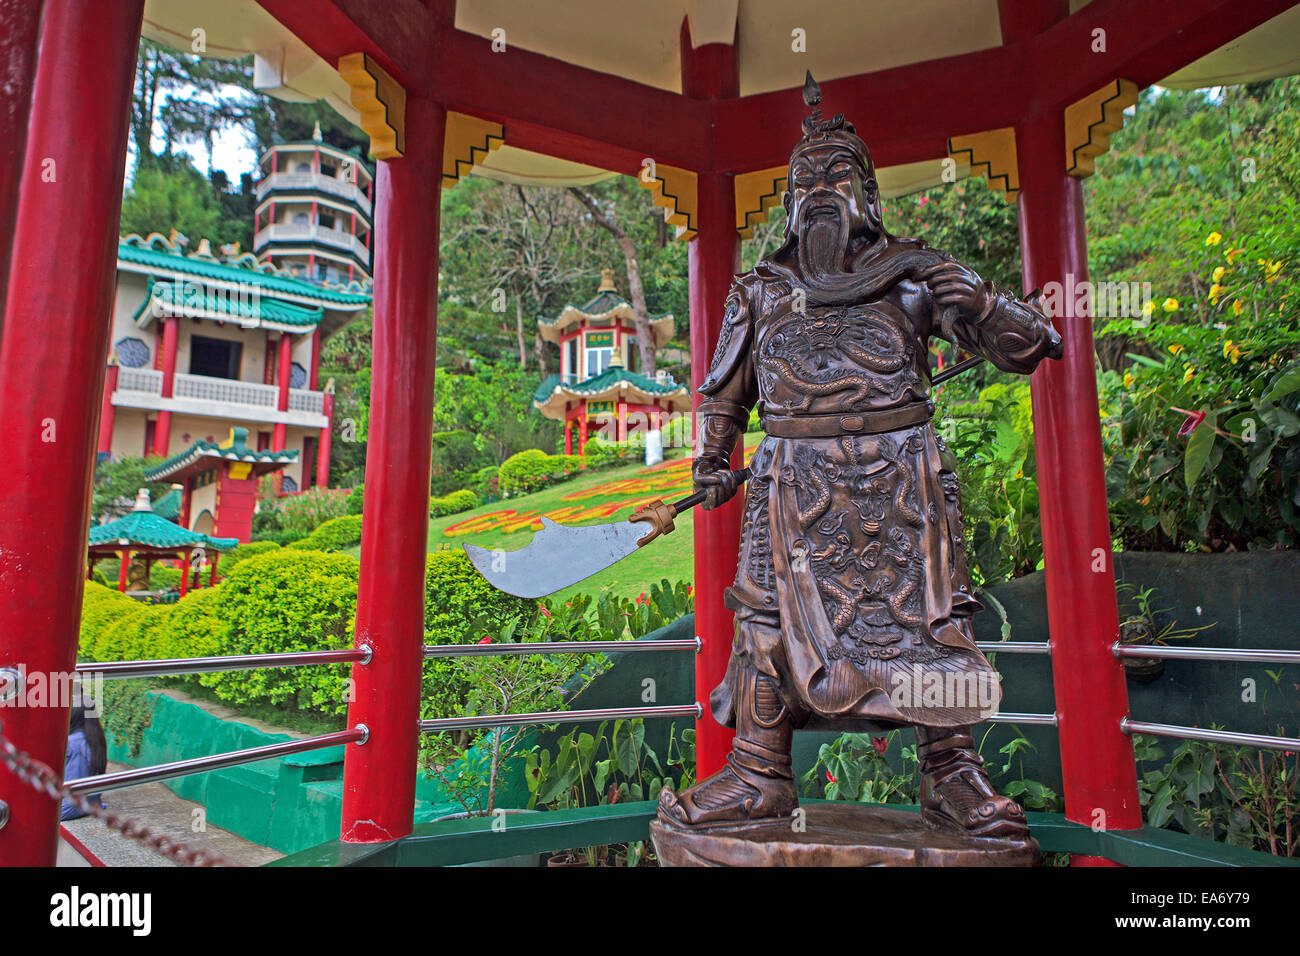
top-left (139, 0), bottom-right (1300, 191)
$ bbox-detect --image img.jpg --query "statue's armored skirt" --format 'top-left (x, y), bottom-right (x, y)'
top-left (700, 258), bottom-right (1059, 733)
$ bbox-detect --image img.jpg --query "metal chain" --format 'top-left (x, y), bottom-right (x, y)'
top-left (0, 723), bottom-right (231, 867)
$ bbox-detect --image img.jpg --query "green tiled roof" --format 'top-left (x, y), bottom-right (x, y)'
top-left (146, 426), bottom-right (299, 481)
top-left (118, 240), bottom-right (371, 307)
top-left (89, 510), bottom-right (238, 551)
top-left (558, 367), bottom-right (684, 396)
top-left (153, 489), bottom-right (181, 520)
top-left (133, 279), bottom-right (324, 327)
top-left (533, 373), bottom-right (563, 404)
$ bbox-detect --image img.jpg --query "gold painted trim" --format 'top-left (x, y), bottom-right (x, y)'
top-left (637, 164), bottom-right (698, 241)
top-left (1065, 79), bottom-right (1139, 178)
top-left (338, 52), bottom-right (406, 160)
top-left (947, 127), bottom-right (1019, 202)
top-left (442, 112), bottom-right (506, 189)
top-left (734, 166), bottom-right (788, 239)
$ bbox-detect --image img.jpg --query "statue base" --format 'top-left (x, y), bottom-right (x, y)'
top-left (650, 803), bottom-right (1040, 867)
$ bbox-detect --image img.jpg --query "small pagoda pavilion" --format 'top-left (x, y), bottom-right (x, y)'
top-left (88, 489), bottom-right (238, 597)
top-left (144, 426), bottom-right (299, 543)
top-left (533, 269), bottom-right (690, 454)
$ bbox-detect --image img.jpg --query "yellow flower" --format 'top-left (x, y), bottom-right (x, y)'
top-left (1140, 495), bottom-right (1151, 506)
top-left (1222, 340), bottom-right (1242, 364)
top-left (1183, 366), bottom-right (1195, 383)
top-left (1232, 300), bottom-right (1244, 316)
top-left (1226, 247), bottom-right (1243, 264)
top-left (1168, 343), bottom-right (1184, 355)
top-left (1223, 339), bottom-right (1233, 357)
top-left (1206, 231), bottom-right (1222, 246)
top-left (1212, 266), bottom-right (1226, 283)
top-left (1162, 297), bottom-right (1179, 312)
top-left (1209, 283), bottom-right (1223, 302)
top-left (1142, 299), bottom-right (1156, 317)
top-left (1123, 372), bottom-right (1135, 389)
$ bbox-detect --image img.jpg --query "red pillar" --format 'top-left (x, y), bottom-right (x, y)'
top-left (153, 315), bottom-right (178, 456)
top-left (0, 0), bottom-right (143, 866)
top-left (310, 327), bottom-right (321, 390)
top-left (616, 396), bottom-right (628, 444)
top-left (97, 362), bottom-right (119, 455)
top-left (116, 550), bottom-right (131, 592)
top-left (1017, 112), bottom-right (1141, 849)
top-left (273, 333), bottom-right (291, 453)
top-left (341, 97), bottom-right (445, 843)
top-left (0, 0), bottom-right (43, 331)
top-left (178, 553), bottom-right (191, 599)
top-left (316, 390), bottom-right (334, 489)
top-left (208, 553), bottom-right (220, 587)
top-left (564, 418), bottom-right (573, 456)
top-left (682, 24), bottom-right (742, 779)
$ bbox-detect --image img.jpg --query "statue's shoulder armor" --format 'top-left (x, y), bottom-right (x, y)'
top-left (698, 269), bottom-right (767, 396)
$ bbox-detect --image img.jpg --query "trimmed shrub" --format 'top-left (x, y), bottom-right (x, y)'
top-left (79, 582), bottom-right (141, 661)
top-left (430, 488), bottom-right (477, 518)
top-left (346, 484), bottom-right (365, 515)
top-left (222, 540), bottom-right (281, 573)
top-left (94, 604), bottom-right (172, 663)
top-left (287, 514), bottom-right (365, 551)
top-left (497, 450), bottom-right (582, 496)
top-left (149, 564), bottom-right (183, 590)
top-left (197, 550), bottom-right (359, 716)
top-left (278, 487), bottom-right (351, 535)
top-left (158, 587), bottom-right (227, 666)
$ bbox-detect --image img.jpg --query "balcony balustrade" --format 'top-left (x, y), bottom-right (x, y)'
top-left (113, 368), bottom-right (326, 423)
top-left (256, 171), bottom-right (371, 215)
top-left (254, 223), bottom-right (370, 261)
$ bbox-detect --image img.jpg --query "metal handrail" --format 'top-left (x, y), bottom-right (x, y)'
top-left (64, 727), bottom-right (368, 795)
top-left (1113, 643), bottom-right (1300, 664)
top-left (1121, 719), bottom-right (1300, 753)
top-left (976, 642), bottom-right (1050, 655)
top-left (76, 647), bottom-right (370, 680)
top-left (986, 712), bottom-right (1058, 727)
top-left (423, 639), bottom-right (700, 658)
top-left (419, 704), bottom-right (701, 734)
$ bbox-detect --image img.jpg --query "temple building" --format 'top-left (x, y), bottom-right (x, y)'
top-left (253, 125), bottom-right (375, 283)
top-left (532, 269), bottom-right (690, 454)
top-left (101, 231), bottom-right (371, 518)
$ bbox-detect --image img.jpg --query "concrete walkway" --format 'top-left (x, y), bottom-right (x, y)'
top-left (59, 762), bottom-right (284, 867)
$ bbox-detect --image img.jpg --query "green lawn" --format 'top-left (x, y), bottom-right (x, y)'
top-left (361, 433), bottom-right (762, 602)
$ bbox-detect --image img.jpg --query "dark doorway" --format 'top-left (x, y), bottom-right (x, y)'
top-left (190, 335), bottom-right (243, 380)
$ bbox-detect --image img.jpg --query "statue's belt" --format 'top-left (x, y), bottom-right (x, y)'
top-left (762, 401), bottom-right (935, 438)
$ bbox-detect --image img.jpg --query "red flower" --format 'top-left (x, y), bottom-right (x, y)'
top-left (826, 770), bottom-right (837, 785)
top-left (1177, 410), bottom-right (1207, 438)
top-left (636, 592), bottom-right (647, 605)
top-left (872, 736), bottom-right (888, 755)
top-left (478, 635), bottom-right (492, 645)
top-left (538, 604), bottom-right (552, 618)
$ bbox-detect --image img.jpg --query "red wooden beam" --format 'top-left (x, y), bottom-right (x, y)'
top-left (432, 27), bottom-right (711, 175)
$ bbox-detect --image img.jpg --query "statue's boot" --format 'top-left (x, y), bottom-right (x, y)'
top-left (658, 666), bottom-right (796, 828)
top-left (916, 726), bottom-right (1030, 840)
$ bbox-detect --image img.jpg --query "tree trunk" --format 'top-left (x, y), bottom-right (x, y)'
top-left (568, 187), bottom-right (657, 376)
top-left (515, 296), bottom-right (527, 370)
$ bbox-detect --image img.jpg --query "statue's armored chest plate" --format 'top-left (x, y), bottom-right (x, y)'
top-left (754, 298), bottom-right (926, 415)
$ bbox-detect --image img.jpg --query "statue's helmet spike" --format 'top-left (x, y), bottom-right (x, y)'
top-left (803, 70), bottom-right (822, 108)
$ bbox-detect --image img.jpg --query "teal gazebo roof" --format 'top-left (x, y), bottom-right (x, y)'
top-left (146, 427), bottom-right (299, 482)
top-left (88, 490), bottom-right (238, 553)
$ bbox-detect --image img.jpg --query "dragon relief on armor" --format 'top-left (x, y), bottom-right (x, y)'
top-left (759, 306), bottom-right (916, 412)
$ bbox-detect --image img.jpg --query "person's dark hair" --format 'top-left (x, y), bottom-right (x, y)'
top-left (69, 697), bottom-right (108, 777)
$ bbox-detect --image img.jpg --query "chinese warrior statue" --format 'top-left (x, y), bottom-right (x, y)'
top-left (658, 74), bottom-right (1062, 840)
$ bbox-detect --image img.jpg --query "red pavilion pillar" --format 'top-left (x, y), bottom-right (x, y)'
top-left (152, 315), bottom-right (179, 456)
top-left (0, 0), bottom-right (42, 330)
top-left (273, 333), bottom-right (292, 452)
top-left (316, 389), bottom-right (334, 489)
top-left (682, 25), bottom-right (742, 778)
top-left (1017, 111), bottom-right (1141, 860)
top-left (98, 361), bottom-right (119, 456)
top-left (341, 97), bottom-right (445, 843)
top-left (0, 0), bottom-right (143, 868)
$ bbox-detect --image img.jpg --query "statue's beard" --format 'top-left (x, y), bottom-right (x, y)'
top-left (797, 205), bottom-right (852, 286)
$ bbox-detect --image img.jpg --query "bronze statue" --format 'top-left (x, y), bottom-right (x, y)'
top-left (658, 73), bottom-right (1062, 840)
